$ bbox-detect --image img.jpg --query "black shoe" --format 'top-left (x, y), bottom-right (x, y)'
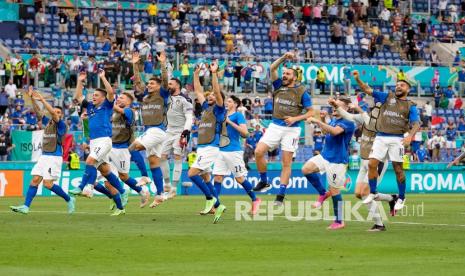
top-left (274, 194), bottom-right (285, 206)
top-left (368, 224), bottom-right (386, 232)
top-left (252, 181), bottom-right (271, 192)
top-left (389, 194), bottom-right (398, 216)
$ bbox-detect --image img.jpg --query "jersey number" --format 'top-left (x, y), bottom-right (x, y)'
top-left (94, 147), bottom-right (101, 155)
top-left (234, 166), bottom-right (242, 173)
top-left (120, 161), bottom-right (126, 168)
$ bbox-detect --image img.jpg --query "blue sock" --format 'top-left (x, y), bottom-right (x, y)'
top-left (278, 184), bottom-right (287, 196)
top-left (112, 193), bottom-right (123, 210)
top-left (259, 172), bottom-right (267, 183)
top-left (241, 179), bottom-right (257, 201)
top-left (150, 167), bottom-right (164, 195)
top-left (104, 172), bottom-right (125, 194)
top-left (305, 173), bottom-right (326, 195)
top-left (214, 181), bottom-right (222, 196)
top-left (131, 150), bottom-right (148, 177)
top-left (94, 183), bottom-right (113, 199)
top-left (50, 185), bottom-right (70, 202)
top-left (124, 177), bottom-right (142, 193)
top-left (332, 194), bottom-right (343, 223)
top-left (207, 181), bottom-right (220, 208)
top-left (189, 175), bottom-right (212, 199)
top-left (397, 179), bottom-right (406, 200)
top-left (368, 178), bottom-right (378, 194)
top-left (79, 165), bottom-right (97, 190)
top-left (24, 185), bottom-right (38, 207)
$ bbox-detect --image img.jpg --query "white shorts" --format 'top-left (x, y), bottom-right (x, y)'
top-left (306, 154), bottom-right (347, 189)
top-left (355, 159), bottom-right (388, 184)
top-left (259, 123), bottom-right (301, 152)
top-left (109, 148), bottom-right (131, 174)
top-left (191, 146), bottom-right (219, 172)
top-left (135, 127), bottom-right (167, 157)
top-left (369, 136), bottom-right (404, 163)
top-left (89, 137), bottom-right (112, 167)
top-left (31, 155), bottom-right (63, 180)
top-left (213, 151), bottom-right (248, 178)
top-left (446, 141), bottom-right (456, 149)
top-left (224, 76), bottom-right (234, 87)
top-left (161, 131), bottom-right (183, 156)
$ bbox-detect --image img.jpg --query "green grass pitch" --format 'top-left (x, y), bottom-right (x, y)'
top-left (1, 194), bottom-right (465, 275)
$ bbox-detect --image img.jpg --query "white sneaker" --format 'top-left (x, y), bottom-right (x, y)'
top-left (149, 195), bottom-right (165, 208)
top-left (166, 188), bottom-right (177, 200)
top-left (362, 193), bottom-right (377, 204)
top-left (139, 187), bottom-right (150, 208)
top-left (394, 198), bottom-right (406, 211)
top-left (136, 176), bottom-right (151, 187)
top-left (82, 184), bottom-right (94, 198)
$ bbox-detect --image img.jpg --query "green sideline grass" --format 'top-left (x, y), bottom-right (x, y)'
top-left (1, 194), bottom-right (464, 275)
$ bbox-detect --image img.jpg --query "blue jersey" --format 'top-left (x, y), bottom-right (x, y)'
top-left (321, 118), bottom-right (355, 164)
top-left (221, 112), bottom-right (246, 152)
top-left (253, 130), bottom-right (263, 142)
top-left (113, 107), bottom-right (134, 149)
top-left (85, 98), bottom-right (114, 140)
top-left (271, 79), bottom-right (312, 127)
top-left (373, 90), bottom-right (419, 137)
top-left (313, 135), bottom-right (325, 152)
top-left (42, 116), bottom-right (67, 157)
top-left (246, 136), bottom-right (257, 149)
top-left (198, 102), bottom-right (226, 148)
top-left (191, 124), bottom-right (199, 138)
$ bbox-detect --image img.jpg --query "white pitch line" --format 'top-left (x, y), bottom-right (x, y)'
top-left (2, 211), bottom-right (465, 227)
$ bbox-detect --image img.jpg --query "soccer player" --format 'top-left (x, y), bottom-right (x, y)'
top-left (69, 70), bottom-right (128, 216)
top-left (109, 92), bottom-right (150, 207)
top-left (10, 88), bottom-right (75, 214)
top-left (212, 95), bottom-right (261, 223)
top-left (253, 52), bottom-right (313, 205)
top-left (332, 99), bottom-right (398, 231)
top-left (187, 62), bottom-right (226, 215)
top-left (128, 51), bottom-right (170, 208)
top-left (354, 70), bottom-right (420, 211)
top-left (303, 97), bottom-right (355, 230)
top-left (160, 77), bottom-right (193, 199)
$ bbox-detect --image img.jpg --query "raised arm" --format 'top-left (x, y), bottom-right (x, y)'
top-left (270, 52), bottom-right (294, 81)
top-left (307, 117), bottom-right (345, 136)
top-left (28, 86), bottom-right (44, 119)
top-left (131, 52), bottom-right (145, 94)
top-left (193, 65), bottom-right (205, 105)
top-left (98, 69), bottom-right (114, 102)
top-left (329, 98), bottom-right (367, 125)
top-left (74, 71), bottom-right (87, 104)
top-left (353, 70), bottom-right (373, 96)
top-left (113, 103), bottom-right (124, 114)
top-left (157, 51), bottom-right (169, 89)
top-left (210, 61), bottom-right (223, 107)
top-left (32, 90), bottom-right (60, 122)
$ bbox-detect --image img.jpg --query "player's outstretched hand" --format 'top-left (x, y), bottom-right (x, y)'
top-left (27, 85), bottom-right (34, 97)
top-left (284, 52), bottom-right (294, 60)
top-left (132, 51), bottom-right (140, 64)
top-left (306, 117), bottom-right (318, 124)
top-left (78, 71), bottom-right (87, 82)
top-left (328, 97), bottom-right (337, 107)
top-left (194, 64), bottom-right (201, 75)
top-left (210, 61), bottom-right (218, 73)
top-left (352, 70), bottom-right (360, 78)
top-left (401, 135), bottom-right (413, 147)
top-left (31, 90), bottom-right (43, 102)
top-left (98, 68), bottom-right (105, 78)
top-left (157, 51), bottom-right (167, 63)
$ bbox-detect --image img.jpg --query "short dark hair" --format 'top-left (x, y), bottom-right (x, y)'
top-left (171, 78), bottom-right (182, 88)
top-left (95, 88), bottom-right (107, 96)
top-left (229, 95), bottom-right (241, 107)
top-left (121, 92), bottom-right (134, 102)
top-left (53, 106), bottom-right (63, 111)
top-left (149, 77), bottom-right (162, 85)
